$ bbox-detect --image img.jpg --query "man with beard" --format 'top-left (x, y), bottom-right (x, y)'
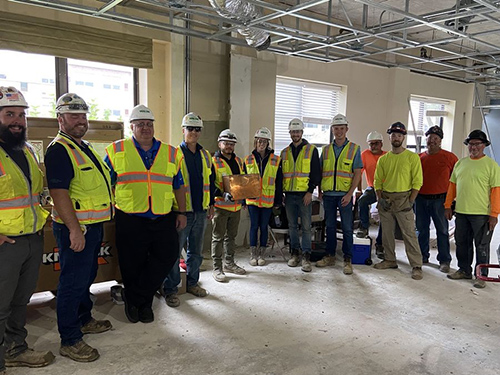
top-left (416, 126), bottom-right (457, 272)
top-left (211, 129), bottom-right (247, 282)
top-left (0, 87), bottom-right (55, 373)
top-left (105, 105), bottom-right (186, 321)
top-left (373, 122), bottom-right (424, 280)
top-left (281, 119), bottom-right (321, 272)
top-left (45, 93), bottom-right (114, 362)
top-left (445, 130), bottom-right (500, 288)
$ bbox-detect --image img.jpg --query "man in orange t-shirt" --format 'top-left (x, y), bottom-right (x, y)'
top-left (416, 126), bottom-right (458, 273)
top-left (356, 131), bottom-right (387, 259)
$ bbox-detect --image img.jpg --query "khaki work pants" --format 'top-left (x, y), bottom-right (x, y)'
top-left (378, 191), bottom-right (422, 268)
top-left (211, 207), bottom-right (241, 269)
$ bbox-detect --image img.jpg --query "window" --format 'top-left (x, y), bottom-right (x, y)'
top-left (408, 96), bottom-right (449, 153)
top-left (0, 50), bottom-right (56, 118)
top-left (274, 77), bottom-right (342, 154)
top-left (68, 59), bottom-right (134, 124)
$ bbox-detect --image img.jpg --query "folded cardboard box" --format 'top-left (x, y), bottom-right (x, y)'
top-left (223, 174), bottom-right (261, 200)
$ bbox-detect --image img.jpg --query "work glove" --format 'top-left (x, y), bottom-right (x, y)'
top-left (223, 192), bottom-right (234, 202)
top-left (272, 206), bottom-right (282, 216)
top-left (378, 198), bottom-right (391, 211)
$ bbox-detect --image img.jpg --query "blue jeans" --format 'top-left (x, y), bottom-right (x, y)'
top-left (163, 211), bottom-right (207, 294)
top-left (53, 221), bottom-right (102, 346)
top-left (415, 195), bottom-right (452, 264)
top-left (248, 205), bottom-right (273, 247)
top-left (323, 195), bottom-right (353, 259)
top-left (357, 187), bottom-right (382, 245)
top-left (285, 194), bottom-right (312, 254)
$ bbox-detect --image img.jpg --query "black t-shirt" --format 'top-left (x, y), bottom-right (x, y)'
top-left (45, 133), bottom-right (107, 190)
top-left (0, 143), bottom-right (31, 186)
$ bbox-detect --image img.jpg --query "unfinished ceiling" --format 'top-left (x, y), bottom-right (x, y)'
top-left (11, 0), bottom-right (500, 98)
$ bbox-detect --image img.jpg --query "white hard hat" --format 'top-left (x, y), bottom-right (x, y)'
top-left (130, 105), bottom-right (155, 122)
top-left (254, 127), bottom-right (272, 141)
top-left (182, 112), bottom-right (203, 128)
top-left (331, 114), bottom-right (348, 126)
top-left (366, 131), bottom-right (383, 142)
top-left (218, 129), bottom-right (238, 143)
top-left (56, 93), bottom-right (89, 114)
top-left (0, 86), bottom-right (29, 108)
top-left (288, 118), bottom-right (304, 131)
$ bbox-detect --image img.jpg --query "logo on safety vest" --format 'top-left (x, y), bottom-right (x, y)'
top-left (42, 242), bottom-right (113, 271)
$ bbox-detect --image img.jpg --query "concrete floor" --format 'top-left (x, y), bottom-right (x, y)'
top-left (9, 228), bottom-right (500, 375)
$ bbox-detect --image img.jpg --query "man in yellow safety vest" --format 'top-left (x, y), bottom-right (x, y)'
top-left (0, 86), bottom-right (55, 372)
top-left (45, 93), bottom-right (114, 362)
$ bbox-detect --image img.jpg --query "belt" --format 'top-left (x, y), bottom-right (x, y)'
top-left (418, 193), bottom-right (446, 200)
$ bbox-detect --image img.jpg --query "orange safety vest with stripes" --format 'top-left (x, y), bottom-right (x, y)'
top-left (245, 153), bottom-right (280, 208)
top-left (280, 143), bottom-right (316, 192)
top-left (173, 146), bottom-right (212, 212)
top-left (106, 138), bottom-right (181, 215)
top-left (213, 154), bottom-right (245, 212)
top-left (50, 133), bottom-right (113, 225)
top-left (0, 144), bottom-right (49, 236)
top-left (320, 141), bottom-right (359, 192)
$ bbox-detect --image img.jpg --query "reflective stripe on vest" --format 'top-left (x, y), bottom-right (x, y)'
top-left (281, 144), bottom-right (314, 192)
top-left (0, 145), bottom-right (49, 235)
top-left (51, 133), bottom-right (113, 225)
top-left (321, 141), bottom-right (358, 192)
top-left (106, 138), bottom-right (179, 215)
top-left (213, 154), bottom-right (244, 212)
top-left (173, 147), bottom-right (212, 212)
top-left (245, 153), bottom-right (280, 208)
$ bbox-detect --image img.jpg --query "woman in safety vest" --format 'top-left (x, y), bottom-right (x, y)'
top-left (244, 127), bottom-right (283, 266)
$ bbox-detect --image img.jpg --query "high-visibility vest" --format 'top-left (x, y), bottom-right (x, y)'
top-left (321, 141), bottom-right (359, 192)
top-left (106, 138), bottom-right (180, 215)
top-left (173, 146), bottom-right (212, 212)
top-left (280, 143), bottom-right (316, 192)
top-left (245, 153), bottom-right (280, 208)
top-left (50, 133), bottom-right (113, 224)
top-left (0, 144), bottom-right (49, 236)
top-left (213, 154), bottom-right (244, 212)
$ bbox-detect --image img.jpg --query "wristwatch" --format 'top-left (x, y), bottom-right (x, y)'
top-left (177, 211), bottom-right (187, 216)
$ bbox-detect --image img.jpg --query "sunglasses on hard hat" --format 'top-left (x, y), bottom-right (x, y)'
top-left (186, 126), bottom-right (202, 132)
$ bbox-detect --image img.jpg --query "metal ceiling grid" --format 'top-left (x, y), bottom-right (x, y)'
top-left (8, 0), bottom-right (500, 97)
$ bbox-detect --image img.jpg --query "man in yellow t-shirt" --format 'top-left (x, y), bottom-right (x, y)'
top-left (373, 122), bottom-right (424, 280)
top-left (445, 129), bottom-right (500, 288)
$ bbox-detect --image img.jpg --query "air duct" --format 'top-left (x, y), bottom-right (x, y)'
top-left (208, 0), bottom-right (271, 50)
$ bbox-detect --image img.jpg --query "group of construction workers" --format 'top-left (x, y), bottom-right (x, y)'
top-left (1, 84), bottom-right (499, 373)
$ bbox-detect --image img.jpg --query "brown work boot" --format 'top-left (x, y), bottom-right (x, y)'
top-left (224, 261), bottom-right (246, 275)
top-left (249, 246), bottom-right (258, 266)
top-left (59, 340), bottom-right (99, 362)
top-left (301, 253), bottom-right (312, 272)
top-left (81, 318), bottom-right (112, 334)
top-left (288, 250), bottom-right (300, 267)
top-left (411, 267), bottom-right (423, 280)
top-left (315, 254), bottom-right (336, 267)
top-left (373, 260), bottom-right (398, 269)
top-left (212, 268), bottom-right (227, 282)
top-left (5, 348), bottom-right (55, 368)
top-left (257, 247), bottom-right (266, 266)
top-left (187, 285), bottom-right (208, 297)
top-left (473, 278), bottom-right (486, 288)
top-left (447, 270), bottom-right (472, 280)
top-left (343, 258), bottom-right (353, 275)
top-left (164, 293), bottom-right (180, 307)
top-left (439, 263), bottom-right (450, 273)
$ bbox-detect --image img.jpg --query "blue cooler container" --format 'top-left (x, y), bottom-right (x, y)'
top-left (352, 237), bottom-right (372, 265)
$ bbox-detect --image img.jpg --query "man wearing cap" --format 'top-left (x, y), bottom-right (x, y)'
top-left (316, 114), bottom-right (362, 275)
top-left (281, 118), bottom-right (321, 272)
top-left (356, 130), bottom-right (387, 259)
top-left (161, 112), bottom-right (215, 307)
top-left (0, 87), bottom-right (55, 372)
top-left (373, 122), bottom-right (424, 280)
top-left (416, 126), bottom-right (457, 273)
top-left (445, 129), bottom-right (500, 288)
top-left (211, 129), bottom-right (247, 282)
top-left (105, 105), bottom-right (186, 321)
top-left (45, 93), bottom-right (114, 361)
